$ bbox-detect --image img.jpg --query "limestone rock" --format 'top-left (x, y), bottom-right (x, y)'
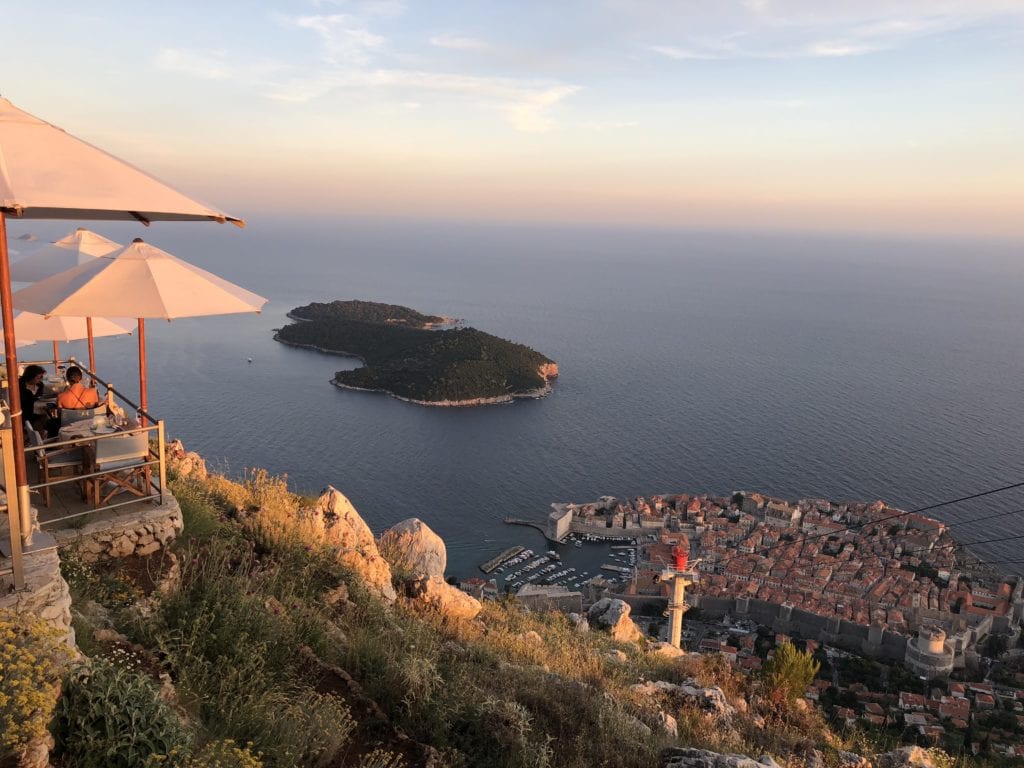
top-left (649, 640), bottom-right (685, 658)
top-left (658, 711), bottom-right (679, 738)
top-left (838, 752), bottom-right (871, 768)
top-left (661, 748), bottom-right (782, 768)
top-left (312, 486), bottom-right (396, 603)
top-left (588, 598), bottom-right (642, 643)
top-left (676, 679), bottom-right (735, 717)
top-left (406, 576), bottom-right (481, 620)
top-left (607, 649), bottom-right (628, 663)
top-left (166, 439), bottom-right (207, 480)
top-left (568, 612), bottom-right (589, 633)
top-left (380, 517), bottom-right (481, 620)
top-left (380, 517), bottom-right (447, 578)
top-left (873, 747), bottom-right (940, 768)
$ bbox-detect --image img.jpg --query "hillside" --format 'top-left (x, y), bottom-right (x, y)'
top-left (274, 300), bottom-right (558, 405)
top-left (6, 451), bottom-right (1015, 768)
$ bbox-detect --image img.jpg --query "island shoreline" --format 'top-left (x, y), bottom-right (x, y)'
top-left (274, 333), bottom-right (554, 407)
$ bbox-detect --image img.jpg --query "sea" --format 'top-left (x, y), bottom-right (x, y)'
top-left (9, 217), bottom-right (1024, 578)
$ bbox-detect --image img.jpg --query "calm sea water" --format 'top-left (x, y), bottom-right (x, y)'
top-left (11, 218), bottom-right (1024, 577)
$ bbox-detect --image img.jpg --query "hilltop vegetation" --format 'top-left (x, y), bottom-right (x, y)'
top-left (20, 458), bottom-right (1013, 768)
top-left (275, 300), bottom-right (557, 404)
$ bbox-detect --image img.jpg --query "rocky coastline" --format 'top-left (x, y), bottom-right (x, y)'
top-left (274, 329), bottom-right (559, 407)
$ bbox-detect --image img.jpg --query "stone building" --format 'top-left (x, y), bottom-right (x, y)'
top-left (904, 625), bottom-right (955, 678)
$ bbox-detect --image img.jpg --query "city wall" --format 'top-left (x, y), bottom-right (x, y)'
top-left (694, 595), bottom-right (909, 661)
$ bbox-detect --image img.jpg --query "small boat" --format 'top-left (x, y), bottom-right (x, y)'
top-left (574, 540), bottom-right (583, 548)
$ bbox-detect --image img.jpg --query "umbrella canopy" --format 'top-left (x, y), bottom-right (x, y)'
top-left (14, 238), bottom-right (266, 319)
top-left (10, 228), bottom-right (120, 282)
top-left (14, 237), bottom-right (267, 419)
top-left (0, 99), bottom-right (244, 226)
top-left (11, 311), bottom-right (133, 343)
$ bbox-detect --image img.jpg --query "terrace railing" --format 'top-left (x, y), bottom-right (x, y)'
top-left (1, 357), bottom-right (169, 589)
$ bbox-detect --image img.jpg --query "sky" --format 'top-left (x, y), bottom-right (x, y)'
top-left (2, 1), bottom-right (1023, 237)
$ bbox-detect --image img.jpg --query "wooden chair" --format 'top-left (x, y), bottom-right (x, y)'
top-left (25, 423), bottom-right (85, 508)
top-left (89, 432), bottom-right (153, 508)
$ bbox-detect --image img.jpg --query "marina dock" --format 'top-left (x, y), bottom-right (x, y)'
top-left (480, 545), bottom-right (524, 573)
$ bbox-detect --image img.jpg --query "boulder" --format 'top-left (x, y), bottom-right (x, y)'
top-left (649, 641), bottom-right (685, 659)
top-left (661, 748), bottom-right (781, 768)
top-left (838, 752), bottom-right (871, 768)
top-left (873, 747), bottom-right (940, 768)
top-left (568, 612), bottom-right (590, 633)
top-left (166, 439), bottom-right (207, 480)
top-left (676, 679), bottom-right (735, 718)
top-left (380, 517), bottom-right (480, 620)
top-left (380, 517), bottom-right (446, 578)
top-left (587, 598), bottom-right (643, 643)
top-left (406, 576), bottom-right (481, 620)
top-left (658, 711), bottom-right (679, 738)
top-left (313, 486), bottom-right (396, 603)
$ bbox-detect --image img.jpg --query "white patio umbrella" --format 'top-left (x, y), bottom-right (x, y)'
top-left (0, 96), bottom-right (244, 552)
top-left (14, 238), bottom-right (266, 422)
top-left (11, 228), bottom-right (124, 371)
top-left (11, 311), bottom-right (133, 373)
top-left (10, 228), bottom-right (120, 282)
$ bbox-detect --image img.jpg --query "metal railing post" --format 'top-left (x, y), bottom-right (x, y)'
top-left (1, 420), bottom-right (25, 590)
top-left (157, 419), bottom-right (166, 504)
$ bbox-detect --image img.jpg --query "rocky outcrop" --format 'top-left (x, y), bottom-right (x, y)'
top-left (166, 439), bottom-right (207, 480)
top-left (587, 598), bottom-right (642, 643)
top-left (379, 517), bottom-right (446, 578)
top-left (632, 679), bottom-right (735, 718)
top-left (381, 517), bottom-right (481, 619)
top-left (661, 748), bottom-right (781, 768)
top-left (873, 747), bottom-right (942, 768)
top-left (311, 487), bottom-right (396, 603)
top-left (648, 640), bottom-right (685, 659)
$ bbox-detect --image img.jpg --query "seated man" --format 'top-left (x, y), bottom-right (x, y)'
top-left (56, 366), bottom-right (100, 410)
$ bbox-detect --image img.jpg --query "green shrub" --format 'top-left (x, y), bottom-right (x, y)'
top-left (54, 658), bottom-right (190, 768)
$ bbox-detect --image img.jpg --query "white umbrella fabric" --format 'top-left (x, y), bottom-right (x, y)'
top-left (12, 311), bottom-right (133, 373)
top-left (11, 227), bottom-right (124, 371)
top-left (0, 96), bottom-right (243, 558)
top-left (14, 238), bottom-right (266, 420)
top-left (10, 228), bottom-right (120, 282)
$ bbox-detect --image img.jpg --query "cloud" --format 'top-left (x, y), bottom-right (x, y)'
top-left (263, 68), bottom-right (579, 132)
top-left (644, 0), bottom-right (1024, 60)
top-left (430, 34), bottom-right (490, 51)
top-left (289, 13), bottom-right (385, 65)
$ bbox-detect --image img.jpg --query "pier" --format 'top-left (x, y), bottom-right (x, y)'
top-left (479, 545), bottom-right (524, 574)
top-left (503, 517), bottom-right (555, 541)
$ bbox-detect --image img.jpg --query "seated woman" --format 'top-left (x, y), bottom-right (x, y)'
top-left (56, 366), bottom-right (100, 410)
top-left (19, 364), bottom-right (59, 438)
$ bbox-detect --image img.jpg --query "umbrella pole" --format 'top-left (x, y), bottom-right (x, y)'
top-left (0, 212), bottom-right (31, 548)
top-left (86, 316), bottom-right (95, 379)
top-left (53, 340), bottom-right (60, 375)
top-left (138, 318), bottom-right (147, 427)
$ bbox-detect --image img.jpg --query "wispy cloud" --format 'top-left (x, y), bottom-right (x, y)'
top-left (430, 34), bottom-right (490, 52)
top-left (156, 9), bottom-right (578, 133)
top-left (288, 13), bottom-right (385, 65)
top-left (262, 68), bottom-right (578, 133)
top-left (646, 0), bottom-right (1024, 60)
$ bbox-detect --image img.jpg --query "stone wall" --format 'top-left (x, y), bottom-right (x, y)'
top-left (0, 548), bottom-right (74, 647)
top-left (52, 499), bottom-right (183, 562)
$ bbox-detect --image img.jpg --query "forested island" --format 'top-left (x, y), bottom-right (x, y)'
top-left (274, 300), bottom-right (559, 406)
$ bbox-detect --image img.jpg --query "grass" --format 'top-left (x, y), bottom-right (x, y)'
top-left (54, 465), bottom-right (1014, 768)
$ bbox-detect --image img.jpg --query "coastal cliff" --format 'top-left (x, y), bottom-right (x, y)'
top-left (8, 451), bottom-right (991, 768)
